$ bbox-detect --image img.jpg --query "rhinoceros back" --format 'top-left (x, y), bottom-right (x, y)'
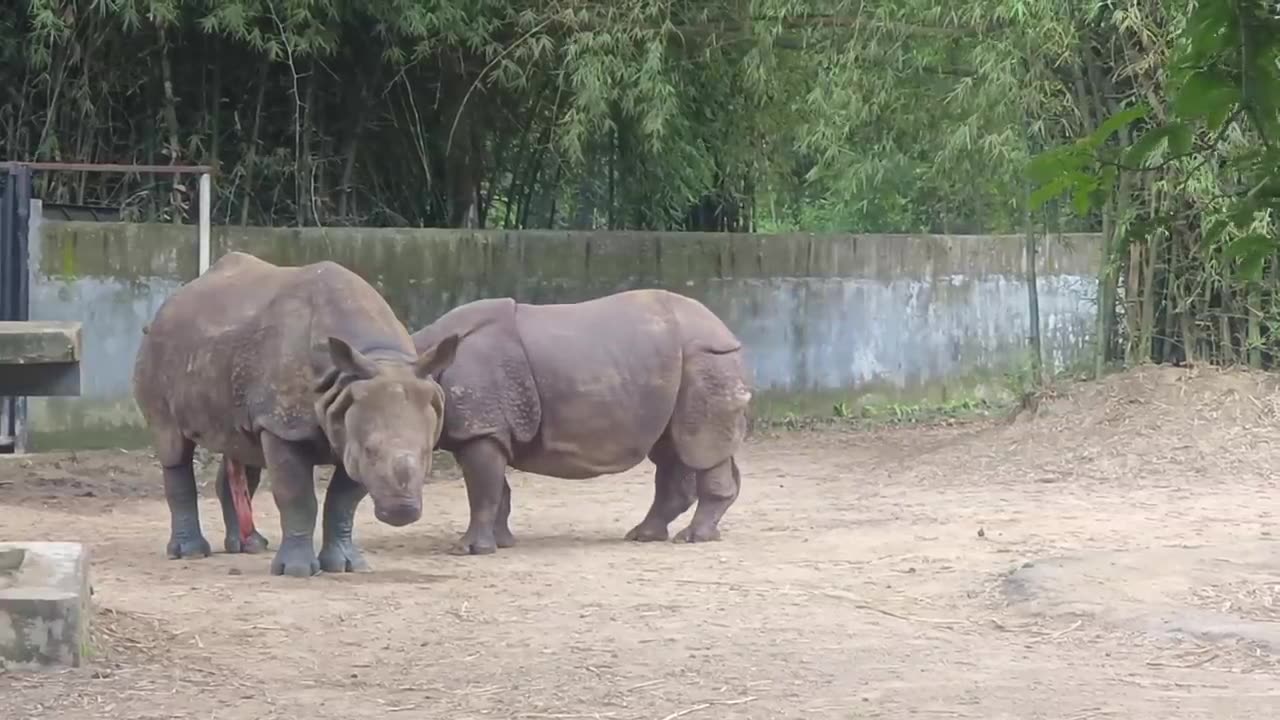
top-left (133, 252), bottom-right (414, 461)
top-left (512, 290), bottom-right (684, 476)
top-left (413, 298), bottom-right (543, 456)
top-left (134, 253), bottom-right (293, 458)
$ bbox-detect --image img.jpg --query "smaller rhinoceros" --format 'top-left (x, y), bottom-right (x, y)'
top-left (132, 252), bottom-right (459, 577)
top-left (410, 289), bottom-right (752, 555)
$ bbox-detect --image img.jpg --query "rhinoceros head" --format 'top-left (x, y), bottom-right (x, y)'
top-left (315, 334), bottom-right (460, 527)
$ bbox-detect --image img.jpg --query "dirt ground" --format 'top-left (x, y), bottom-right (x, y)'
top-left (2, 365), bottom-right (1279, 720)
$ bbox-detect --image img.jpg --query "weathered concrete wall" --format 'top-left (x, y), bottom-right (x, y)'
top-left (24, 202), bottom-right (1101, 449)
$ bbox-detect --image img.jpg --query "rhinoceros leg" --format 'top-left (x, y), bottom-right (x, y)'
top-left (215, 458), bottom-right (270, 555)
top-left (625, 444), bottom-right (696, 542)
top-left (495, 479), bottom-right (516, 549)
top-left (450, 438), bottom-right (511, 555)
top-left (262, 434), bottom-right (321, 577)
top-left (162, 438), bottom-right (213, 559)
top-left (164, 467), bottom-right (212, 559)
top-left (673, 457), bottom-right (741, 543)
top-left (318, 465), bottom-right (371, 573)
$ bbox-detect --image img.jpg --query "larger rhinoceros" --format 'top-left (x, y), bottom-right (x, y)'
top-left (132, 251), bottom-right (459, 577)
top-left (409, 288), bottom-right (752, 555)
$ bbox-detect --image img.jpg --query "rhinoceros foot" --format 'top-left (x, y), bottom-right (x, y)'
top-left (224, 530), bottom-right (270, 555)
top-left (624, 522), bottom-right (670, 542)
top-left (673, 524), bottom-right (722, 543)
top-left (270, 537), bottom-right (320, 577)
top-left (449, 531), bottom-right (499, 556)
top-left (318, 538), bottom-right (370, 573)
top-left (494, 525), bottom-right (517, 549)
top-left (166, 535), bottom-right (212, 560)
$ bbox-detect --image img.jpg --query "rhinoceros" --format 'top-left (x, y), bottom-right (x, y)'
top-left (408, 288), bottom-right (752, 555)
top-left (132, 251), bottom-right (459, 577)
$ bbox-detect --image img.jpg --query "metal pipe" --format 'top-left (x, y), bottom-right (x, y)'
top-left (198, 173), bottom-right (211, 275)
top-left (0, 161), bottom-right (216, 175)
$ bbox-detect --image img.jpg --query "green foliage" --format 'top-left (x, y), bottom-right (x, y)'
top-left (779, 1), bottom-right (1097, 234)
top-left (0, 1), bottom-right (1108, 234)
top-left (2, 1), bottom-right (811, 228)
top-left (17, 0), bottom-right (1274, 259)
top-left (757, 395), bottom-right (995, 433)
top-left (1001, 351), bottom-right (1043, 399)
top-left (1028, 0), bottom-right (1280, 368)
top-left (1038, 0), bottom-right (1280, 263)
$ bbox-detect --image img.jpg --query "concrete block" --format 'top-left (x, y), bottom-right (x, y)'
top-left (0, 542), bottom-right (90, 670)
top-left (0, 321), bottom-right (83, 397)
top-left (0, 321), bottom-right (82, 364)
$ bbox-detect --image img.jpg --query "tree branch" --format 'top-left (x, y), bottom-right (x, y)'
top-left (1093, 109), bottom-right (1243, 174)
top-left (526, 13), bottom-right (993, 43)
top-left (668, 14), bottom-right (989, 38)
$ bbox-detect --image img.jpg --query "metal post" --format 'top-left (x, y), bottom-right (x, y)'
top-left (0, 169), bottom-right (11, 450)
top-left (1, 164), bottom-right (31, 452)
top-left (14, 164), bottom-right (30, 322)
top-left (0, 169), bottom-right (12, 322)
top-left (198, 172), bottom-right (211, 275)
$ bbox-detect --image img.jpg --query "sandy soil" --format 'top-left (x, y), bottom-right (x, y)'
top-left (1, 365), bottom-right (1279, 719)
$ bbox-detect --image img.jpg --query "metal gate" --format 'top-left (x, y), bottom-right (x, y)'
top-left (0, 164), bottom-right (33, 452)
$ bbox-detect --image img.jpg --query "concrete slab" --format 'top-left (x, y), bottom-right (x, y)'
top-left (0, 321), bottom-right (82, 364)
top-left (0, 542), bottom-right (90, 670)
top-left (0, 321), bottom-right (83, 397)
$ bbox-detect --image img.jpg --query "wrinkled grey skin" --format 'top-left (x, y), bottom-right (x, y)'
top-left (133, 252), bottom-right (459, 577)
top-left (410, 289), bottom-right (752, 555)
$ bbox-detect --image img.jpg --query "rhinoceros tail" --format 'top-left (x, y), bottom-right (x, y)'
top-left (141, 323), bottom-right (150, 335)
top-left (689, 338), bottom-right (742, 355)
top-left (663, 292), bottom-right (742, 356)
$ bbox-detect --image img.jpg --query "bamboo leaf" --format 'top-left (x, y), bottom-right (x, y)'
top-left (1086, 103), bottom-right (1149, 149)
top-left (1124, 125), bottom-right (1175, 168)
top-left (1029, 175), bottom-right (1074, 209)
top-left (1027, 146), bottom-right (1088, 184)
top-left (1238, 252), bottom-right (1268, 284)
top-left (1071, 181), bottom-right (1100, 216)
top-left (1223, 232), bottom-right (1276, 266)
top-left (1168, 122), bottom-right (1194, 155)
top-left (1173, 70), bottom-right (1239, 122)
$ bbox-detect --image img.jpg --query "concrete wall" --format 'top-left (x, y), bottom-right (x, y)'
top-left (23, 200), bottom-right (1102, 449)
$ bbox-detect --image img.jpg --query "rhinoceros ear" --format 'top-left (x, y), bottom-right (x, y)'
top-left (413, 333), bottom-right (460, 379)
top-left (328, 337), bottom-right (379, 380)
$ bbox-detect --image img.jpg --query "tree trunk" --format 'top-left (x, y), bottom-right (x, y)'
top-left (209, 54), bottom-right (221, 172)
top-left (1024, 176), bottom-right (1043, 382)
top-left (608, 105), bottom-right (619, 230)
top-left (159, 28), bottom-right (183, 224)
top-left (1248, 284), bottom-right (1263, 368)
top-left (1174, 257), bottom-right (1197, 364)
top-left (442, 56), bottom-right (479, 228)
top-left (1139, 233), bottom-right (1158, 363)
top-left (298, 62), bottom-right (316, 227)
top-left (35, 44), bottom-right (67, 161)
top-left (239, 59), bottom-right (270, 226)
top-left (337, 72), bottom-right (369, 222)
top-left (1097, 193), bottom-right (1114, 376)
top-left (1217, 256), bottom-right (1235, 365)
top-left (547, 160), bottom-right (563, 228)
top-left (519, 129), bottom-right (550, 228)
top-left (1123, 240), bottom-right (1142, 365)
